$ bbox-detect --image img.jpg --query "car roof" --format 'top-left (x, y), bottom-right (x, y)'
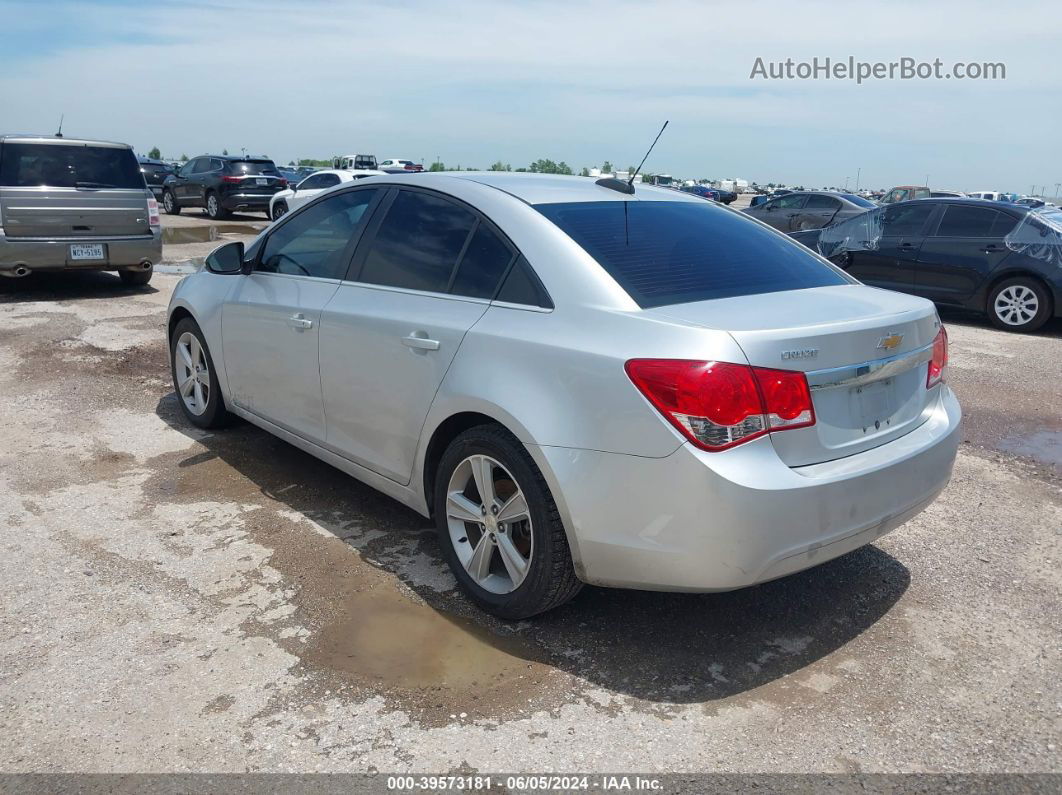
top-left (193, 154), bottom-right (275, 161)
top-left (902, 197), bottom-right (1032, 215)
top-left (0, 134), bottom-right (131, 148)
top-left (387, 171), bottom-right (704, 205)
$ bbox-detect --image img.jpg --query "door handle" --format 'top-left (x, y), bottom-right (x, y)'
top-left (402, 333), bottom-right (440, 351)
top-left (287, 313), bottom-right (314, 330)
top-left (980, 244), bottom-right (1002, 253)
top-left (899, 242), bottom-right (916, 249)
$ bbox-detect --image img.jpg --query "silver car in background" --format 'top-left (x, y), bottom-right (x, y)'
top-left (0, 135), bottom-right (161, 284)
top-left (167, 172), bottom-right (961, 618)
top-left (743, 190), bottom-right (878, 233)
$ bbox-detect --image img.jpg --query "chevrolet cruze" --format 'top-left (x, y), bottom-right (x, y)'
top-left (167, 172), bottom-right (961, 618)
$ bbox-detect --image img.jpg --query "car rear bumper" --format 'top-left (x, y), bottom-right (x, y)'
top-left (221, 193), bottom-right (274, 210)
top-left (0, 231), bottom-right (162, 273)
top-left (536, 386), bottom-right (961, 591)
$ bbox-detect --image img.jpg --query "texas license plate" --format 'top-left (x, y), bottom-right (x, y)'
top-left (256, 178), bottom-right (267, 185)
top-left (69, 243), bottom-right (105, 261)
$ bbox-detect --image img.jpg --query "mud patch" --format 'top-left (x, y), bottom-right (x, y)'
top-left (307, 587), bottom-right (547, 692)
top-left (998, 430), bottom-right (1062, 469)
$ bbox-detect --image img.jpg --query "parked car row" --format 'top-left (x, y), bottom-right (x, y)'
top-left (743, 191), bottom-right (877, 232)
top-left (789, 198), bottom-right (1062, 333)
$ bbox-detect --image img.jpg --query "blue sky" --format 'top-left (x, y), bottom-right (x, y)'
top-left (0, 0), bottom-right (1058, 193)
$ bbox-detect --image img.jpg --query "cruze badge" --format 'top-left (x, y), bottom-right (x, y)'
top-left (781, 348), bottom-right (819, 360)
top-left (876, 333), bottom-right (904, 351)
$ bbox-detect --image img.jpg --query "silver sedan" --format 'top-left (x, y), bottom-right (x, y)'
top-left (167, 172), bottom-right (961, 618)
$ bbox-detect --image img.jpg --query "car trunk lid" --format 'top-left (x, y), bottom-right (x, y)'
top-left (646, 285), bottom-right (943, 466)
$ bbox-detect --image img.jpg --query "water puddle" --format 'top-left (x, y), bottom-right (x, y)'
top-left (306, 587), bottom-right (547, 692)
top-left (162, 223), bottom-right (262, 244)
top-left (998, 430), bottom-right (1062, 467)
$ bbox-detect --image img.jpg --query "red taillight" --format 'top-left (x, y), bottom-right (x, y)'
top-left (625, 359), bottom-right (815, 451)
top-left (927, 326), bottom-right (948, 388)
top-left (147, 198), bottom-right (160, 227)
top-left (277, 178), bottom-right (288, 188)
top-left (221, 175), bottom-right (242, 184)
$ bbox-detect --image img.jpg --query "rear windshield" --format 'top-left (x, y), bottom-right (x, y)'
top-left (535, 200), bottom-right (850, 308)
top-left (0, 142), bottom-right (145, 189)
top-left (841, 193), bottom-right (876, 208)
top-left (140, 163), bottom-right (172, 176)
top-left (227, 160), bottom-right (278, 175)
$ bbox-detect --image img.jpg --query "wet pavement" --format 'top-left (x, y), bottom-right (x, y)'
top-left (0, 272), bottom-right (1059, 773)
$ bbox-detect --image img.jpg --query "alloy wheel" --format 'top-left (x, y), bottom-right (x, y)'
top-left (994, 284), bottom-right (1039, 326)
top-left (445, 454), bottom-right (533, 594)
top-left (174, 331), bottom-right (211, 416)
top-left (207, 195), bottom-right (219, 217)
top-left (163, 192), bottom-right (174, 212)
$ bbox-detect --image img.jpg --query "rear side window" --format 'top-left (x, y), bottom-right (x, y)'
top-left (805, 195), bottom-right (842, 210)
top-left (495, 257), bottom-right (553, 308)
top-left (777, 194), bottom-right (808, 209)
top-left (358, 190), bottom-right (476, 293)
top-left (228, 160), bottom-right (278, 176)
top-left (448, 222), bottom-right (514, 299)
top-left (882, 203), bottom-right (934, 236)
top-left (934, 205), bottom-right (1012, 237)
top-left (534, 200), bottom-right (849, 309)
top-left (0, 143), bottom-right (144, 189)
top-left (840, 194), bottom-right (876, 208)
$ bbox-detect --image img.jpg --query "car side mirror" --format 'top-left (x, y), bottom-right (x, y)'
top-left (290, 184), bottom-right (298, 193)
top-left (205, 241), bottom-right (246, 275)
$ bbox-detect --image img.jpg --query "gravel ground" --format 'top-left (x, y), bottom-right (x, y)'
top-left (0, 271), bottom-right (1058, 775)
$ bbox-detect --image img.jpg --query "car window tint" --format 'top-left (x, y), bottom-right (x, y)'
top-left (300, 174), bottom-right (324, 190)
top-left (882, 203), bottom-right (934, 236)
top-left (777, 194), bottom-right (808, 209)
top-left (494, 257), bottom-right (552, 307)
top-left (358, 190), bottom-right (476, 293)
top-left (258, 189), bottom-right (377, 279)
top-left (449, 222), bottom-right (514, 299)
top-left (0, 143), bottom-right (144, 189)
top-left (535, 200), bottom-right (849, 309)
top-left (935, 205), bottom-right (1004, 237)
top-left (805, 195), bottom-right (842, 210)
top-left (320, 174), bottom-right (341, 188)
top-left (990, 213), bottom-right (1019, 236)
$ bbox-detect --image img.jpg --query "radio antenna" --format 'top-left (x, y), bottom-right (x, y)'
top-left (628, 120), bottom-right (668, 186)
top-left (55, 114), bottom-right (64, 138)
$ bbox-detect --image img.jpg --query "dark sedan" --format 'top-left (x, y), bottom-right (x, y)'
top-left (680, 184), bottom-right (721, 201)
top-left (744, 191), bottom-right (876, 232)
top-left (790, 198), bottom-right (1062, 333)
top-left (137, 157), bottom-right (174, 200)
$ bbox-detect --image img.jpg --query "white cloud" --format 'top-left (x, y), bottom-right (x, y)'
top-left (0, 0), bottom-right (1057, 190)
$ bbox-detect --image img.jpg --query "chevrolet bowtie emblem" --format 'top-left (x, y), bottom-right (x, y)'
top-left (877, 333), bottom-right (904, 351)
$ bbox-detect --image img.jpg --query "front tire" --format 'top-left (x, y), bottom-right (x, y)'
top-left (170, 317), bottom-right (232, 429)
top-left (271, 201), bottom-right (288, 221)
top-left (162, 190), bottom-right (180, 215)
top-left (119, 265), bottom-right (153, 286)
top-left (434, 424), bottom-right (582, 619)
top-left (987, 277), bottom-right (1051, 333)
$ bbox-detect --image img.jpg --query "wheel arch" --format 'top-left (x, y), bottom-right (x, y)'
top-left (983, 268), bottom-right (1056, 316)
top-left (416, 405), bottom-right (587, 573)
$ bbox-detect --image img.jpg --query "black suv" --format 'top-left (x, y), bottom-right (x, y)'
top-left (162, 155), bottom-right (287, 219)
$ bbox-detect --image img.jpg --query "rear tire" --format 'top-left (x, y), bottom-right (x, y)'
top-left (987, 277), bottom-right (1051, 333)
top-left (119, 266), bottom-right (153, 286)
top-left (169, 317), bottom-right (232, 429)
top-left (162, 190), bottom-right (180, 215)
top-left (434, 424), bottom-right (582, 619)
top-left (205, 192), bottom-right (229, 220)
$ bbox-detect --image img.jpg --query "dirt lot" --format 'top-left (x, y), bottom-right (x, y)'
top-left (0, 271), bottom-right (1058, 774)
